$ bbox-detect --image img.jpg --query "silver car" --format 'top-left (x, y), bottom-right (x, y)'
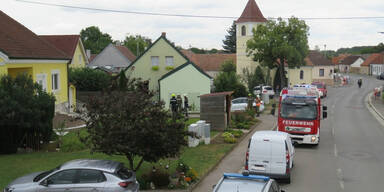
top-left (4, 159), bottom-right (139, 192)
top-left (213, 172), bottom-right (285, 192)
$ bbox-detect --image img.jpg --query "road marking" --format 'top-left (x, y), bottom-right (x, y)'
top-left (334, 144), bottom-right (338, 157)
top-left (337, 168), bottom-right (345, 190)
top-left (339, 181), bottom-right (345, 190)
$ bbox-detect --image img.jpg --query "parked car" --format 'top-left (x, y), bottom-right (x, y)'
top-left (311, 82), bottom-right (327, 98)
top-left (254, 86), bottom-right (262, 95)
top-left (231, 97), bottom-right (264, 112)
top-left (4, 159), bottom-right (139, 192)
top-left (213, 172), bottom-right (285, 192)
top-left (262, 86), bottom-right (275, 99)
top-left (245, 131), bottom-right (295, 183)
top-left (377, 72), bottom-right (384, 80)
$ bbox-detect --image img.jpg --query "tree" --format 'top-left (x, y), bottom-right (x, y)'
top-left (69, 68), bottom-right (111, 91)
top-left (79, 76), bottom-right (189, 172)
top-left (243, 66), bottom-right (265, 94)
top-left (80, 26), bottom-right (113, 54)
top-left (214, 60), bottom-right (247, 98)
top-left (222, 21), bottom-right (236, 53)
top-left (0, 74), bottom-right (55, 154)
top-left (247, 17), bottom-right (309, 88)
top-left (123, 34), bottom-right (152, 56)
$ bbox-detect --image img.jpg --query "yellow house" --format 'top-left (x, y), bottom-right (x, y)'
top-left (39, 35), bottom-right (88, 68)
top-left (0, 10), bottom-right (75, 112)
top-left (287, 51), bottom-right (334, 86)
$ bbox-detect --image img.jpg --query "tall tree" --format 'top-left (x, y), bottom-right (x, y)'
top-left (243, 66), bottom-right (265, 94)
top-left (247, 17), bottom-right (309, 88)
top-left (123, 34), bottom-right (152, 56)
top-left (214, 60), bottom-right (247, 97)
top-left (80, 26), bottom-right (113, 54)
top-left (79, 75), bottom-right (189, 172)
top-left (222, 21), bottom-right (236, 53)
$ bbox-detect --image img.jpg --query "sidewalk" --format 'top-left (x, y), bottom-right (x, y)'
top-left (192, 113), bottom-right (276, 192)
top-left (369, 93), bottom-right (384, 119)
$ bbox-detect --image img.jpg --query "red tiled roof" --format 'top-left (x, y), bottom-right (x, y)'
top-left (236, 0), bottom-right (267, 23)
top-left (181, 50), bottom-right (236, 71)
top-left (39, 35), bottom-right (80, 58)
top-left (306, 51), bottom-right (333, 66)
top-left (332, 54), bottom-right (351, 65)
top-left (361, 53), bottom-right (384, 66)
top-left (116, 45), bottom-right (136, 62)
top-left (0, 11), bottom-right (69, 60)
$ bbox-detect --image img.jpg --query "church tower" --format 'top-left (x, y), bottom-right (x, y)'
top-left (236, 0), bottom-right (267, 75)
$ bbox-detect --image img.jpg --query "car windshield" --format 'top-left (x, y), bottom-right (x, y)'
top-left (281, 103), bottom-right (317, 120)
top-left (313, 84), bottom-right (324, 89)
top-left (33, 167), bottom-right (59, 182)
top-left (116, 166), bottom-right (133, 180)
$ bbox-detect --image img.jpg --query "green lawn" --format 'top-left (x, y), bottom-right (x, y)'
top-left (0, 141), bottom-right (234, 190)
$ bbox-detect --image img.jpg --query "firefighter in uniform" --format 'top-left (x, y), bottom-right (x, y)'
top-left (170, 94), bottom-right (178, 120)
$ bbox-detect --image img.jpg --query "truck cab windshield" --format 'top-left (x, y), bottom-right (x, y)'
top-left (281, 103), bottom-right (317, 120)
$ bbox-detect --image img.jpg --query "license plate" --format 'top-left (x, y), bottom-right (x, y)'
top-left (251, 165), bottom-right (266, 171)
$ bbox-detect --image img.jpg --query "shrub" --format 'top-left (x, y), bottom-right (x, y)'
top-left (224, 137), bottom-right (237, 143)
top-left (141, 168), bottom-right (170, 188)
top-left (186, 168), bottom-right (199, 182)
top-left (0, 74), bottom-right (55, 154)
top-left (176, 160), bottom-right (189, 173)
top-left (69, 67), bottom-right (111, 91)
top-left (60, 130), bottom-right (89, 152)
top-left (228, 130), bottom-right (243, 138)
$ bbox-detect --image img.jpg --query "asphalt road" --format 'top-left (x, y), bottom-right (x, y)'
top-left (283, 74), bottom-right (384, 191)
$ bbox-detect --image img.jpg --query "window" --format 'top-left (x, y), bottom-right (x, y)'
top-left (78, 169), bottom-right (106, 183)
top-left (47, 170), bottom-right (77, 185)
top-left (36, 74), bottom-right (47, 91)
top-left (241, 25), bottom-right (246, 36)
top-left (166, 56), bottom-right (174, 66)
top-left (319, 69), bottom-right (324, 77)
top-left (151, 56), bottom-right (159, 66)
top-left (300, 70), bottom-right (304, 80)
top-left (51, 70), bottom-right (60, 91)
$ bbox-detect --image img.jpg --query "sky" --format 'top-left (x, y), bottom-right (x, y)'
top-left (2, 0), bottom-right (384, 51)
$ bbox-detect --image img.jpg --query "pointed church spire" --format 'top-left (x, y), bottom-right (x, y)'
top-left (236, 0), bottom-right (267, 23)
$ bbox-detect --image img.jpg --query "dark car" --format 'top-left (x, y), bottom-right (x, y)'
top-left (377, 72), bottom-right (384, 80)
top-left (4, 159), bottom-right (139, 192)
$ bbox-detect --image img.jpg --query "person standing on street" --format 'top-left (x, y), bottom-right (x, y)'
top-left (176, 94), bottom-right (183, 113)
top-left (255, 95), bottom-right (262, 117)
top-left (358, 78), bottom-right (362, 88)
top-left (183, 94), bottom-right (189, 118)
top-left (170, 94), bottom-right (178, 120)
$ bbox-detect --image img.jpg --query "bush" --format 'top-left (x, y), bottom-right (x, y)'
top-left (0, 74), bottom-right (55, 154)
top-left (222, 132), bottom-right (237, 143)
top-left (228, 129), bottom-right (243, 138)
top-left (141, 168), bottom-right (170, 188)
top-left (69, 67), bottom-right (111, 91)
top-left (60, 130), bottom-right (89, 152)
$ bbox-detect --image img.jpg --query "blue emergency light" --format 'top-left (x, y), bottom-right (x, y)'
top-left (223, 173), bottom-right (270, 181)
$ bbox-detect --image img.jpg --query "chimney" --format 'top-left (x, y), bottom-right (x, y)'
top-left (161, 32), bottom-right (166, 37)
top-left (86, 49), bottom-right (91, 59)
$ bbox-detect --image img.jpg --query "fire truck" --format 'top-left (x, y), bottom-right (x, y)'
top-left (277, 86), bottom-right (327, 145)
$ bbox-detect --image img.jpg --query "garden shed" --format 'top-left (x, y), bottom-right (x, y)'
top-left (200, 91), bottom-right (233, 130)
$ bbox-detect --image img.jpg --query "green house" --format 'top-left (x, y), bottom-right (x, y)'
top-left (125, 32), bottom-right (211, 112)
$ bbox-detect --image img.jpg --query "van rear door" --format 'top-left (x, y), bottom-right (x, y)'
top-left (248, 138), bottom-right (271, 174)
top-left (270, 140), bottom-right (286, 175)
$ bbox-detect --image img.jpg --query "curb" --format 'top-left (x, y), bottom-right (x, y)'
top-left (367, 92), bottom-right (384, 120)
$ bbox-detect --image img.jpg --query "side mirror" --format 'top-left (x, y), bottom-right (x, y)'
top-left (40, 179), bottom-right (49, 187)
top-left (323, 111), bottom-right (327, 119)
top-left (323, 106), bottom-right (327, 110)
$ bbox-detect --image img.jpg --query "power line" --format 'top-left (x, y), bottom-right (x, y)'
top-left (15, 0), bottom-right (384, 21)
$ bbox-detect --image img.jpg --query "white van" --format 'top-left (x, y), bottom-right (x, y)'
top-left (245, 131), bottom-right (295, 183)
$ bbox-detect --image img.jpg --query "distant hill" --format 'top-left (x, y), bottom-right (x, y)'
top-left (336, 43), bottom-right (384, 55)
